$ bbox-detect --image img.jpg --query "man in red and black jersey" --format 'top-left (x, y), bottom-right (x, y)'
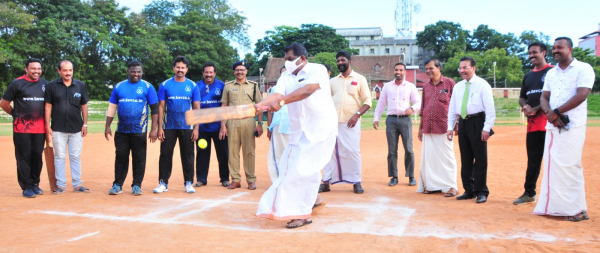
top-left (514, 42), bottom-right (554, 205)
top-left (1, 58), bottom-right (47, 198)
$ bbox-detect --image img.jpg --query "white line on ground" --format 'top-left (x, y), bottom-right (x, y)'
top-left (66, 231), bottom-right (100, 242)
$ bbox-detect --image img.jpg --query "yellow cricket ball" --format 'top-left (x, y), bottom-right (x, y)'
top-left (198, 139), bottom-right (208, 149)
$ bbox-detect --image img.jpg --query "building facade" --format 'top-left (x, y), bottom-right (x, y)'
top-left (578, 24), bottom-right (600, 56)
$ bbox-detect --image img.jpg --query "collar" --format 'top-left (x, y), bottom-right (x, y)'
top-left (532, 63), bottom-right (552, 72)
top-left (428, 75), bottom-right (445, 85)
top-left (21, 74), bottom-right (38, 82)
top-left (234, 79), bottom-right (250, 85)
top-left (337, 70), bottom-right (356, 79)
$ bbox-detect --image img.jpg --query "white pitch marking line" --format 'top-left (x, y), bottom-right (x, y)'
top-left (166, 192), bottom-right (248, 221)
top-left (139, 200), bottom-right (203, 220)
top-left (66, 231), bottom-right (100, 242)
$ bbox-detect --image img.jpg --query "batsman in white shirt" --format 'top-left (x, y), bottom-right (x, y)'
top-left (254, 43), bottom-right (338, 229)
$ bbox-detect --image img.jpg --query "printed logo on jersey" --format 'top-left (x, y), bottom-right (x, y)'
top-left (541, 74), bottom-right (546, 83)
top-left (42, 84), bottom-right (45, 92)
top-left (74, 92), bottom-right (81, 98)
top-left (215, 89), bottom-right (221, 95)
top-left (185, 86), bottom-right (192, 92)
top-left (137, 87), bottom-right (143, 94)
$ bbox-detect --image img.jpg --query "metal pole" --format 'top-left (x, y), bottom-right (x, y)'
top-left (493, 61), bottom-right (496, 88)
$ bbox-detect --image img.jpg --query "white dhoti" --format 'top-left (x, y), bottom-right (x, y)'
top-left (322, 121), bottom-right (362, 184)
top-left (267, 125), bottom-right (290, 183)
top-left (533, 126), bottom-right (587, 216)
top-left (416, 133), bottom-right (458, 193)
top-left (256, 134), bottom-right (336, 220)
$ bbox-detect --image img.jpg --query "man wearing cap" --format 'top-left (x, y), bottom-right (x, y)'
top-left (221, 60), bottom-right (263, 190)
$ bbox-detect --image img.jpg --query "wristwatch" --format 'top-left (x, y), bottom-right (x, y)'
top-left (257, 122), bottom-right (263, 125)
top-left (279, 99), bottom-right (285, 107)
top-left (356, 111), bottom-right (361, 115)
top-left (553, 108), bottom-right (560, 115)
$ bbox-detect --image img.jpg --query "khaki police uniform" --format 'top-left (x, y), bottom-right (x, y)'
top-left (221, 79), bottom-right (262, 183)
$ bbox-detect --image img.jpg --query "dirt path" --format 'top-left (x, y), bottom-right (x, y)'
top-left (0, 126), bottom-right (598, 252)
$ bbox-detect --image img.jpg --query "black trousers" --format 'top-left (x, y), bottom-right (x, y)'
top-left (14, 133), bottom-right (45, 190)
top-left (524, 131), bottom-right (545, 197)
top-left (196, 131), bottom-right (229, 184)
top-left (113, 132), bottom-right (147, 188)
top-left (159, 129), bottom-right (195, 185)
top-left (458, 116), bottom-right (490, 197)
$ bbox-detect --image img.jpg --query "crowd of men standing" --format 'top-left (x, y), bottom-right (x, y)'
top-left (2, 36), bottom-right (595, 227)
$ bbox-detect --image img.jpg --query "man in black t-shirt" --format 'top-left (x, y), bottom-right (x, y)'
top-left (514, 42), bottom-right (554, 205)
top-left (1, 58), bottom-right (47, 198)
top-left (44, 60), bottom-right (90, 194)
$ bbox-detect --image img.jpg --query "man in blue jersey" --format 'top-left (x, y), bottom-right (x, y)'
top-left (154, 56), bottom-right (201, 194)
top-left (194, 62), bottom-right (230, 188)
top-left (104, 60), bottom-right (159, 196)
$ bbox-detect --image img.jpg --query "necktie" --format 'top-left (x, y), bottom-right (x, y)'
top-left (461, 81), bottom-right (470, 118)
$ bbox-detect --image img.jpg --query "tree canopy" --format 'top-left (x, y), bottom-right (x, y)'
top-left (0, 0), bottom-right (247, 99)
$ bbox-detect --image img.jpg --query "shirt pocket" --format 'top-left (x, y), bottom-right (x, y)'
top-left (229, 90), bottom-right (239, 102)
top-left (346, 83), bottom-right (358, 95)
top-left (438, 91), bottom-right (449, 103)
top-left (469, 93), bottom-right (481, 105)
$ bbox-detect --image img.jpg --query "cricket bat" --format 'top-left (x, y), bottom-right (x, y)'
top-left (44, 139), bottom-right (57, 191)
top-left (185, 105), bottom-right (266, 125)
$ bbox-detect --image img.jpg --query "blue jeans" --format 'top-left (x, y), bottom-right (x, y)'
top-left (52, 131), bottom-right (83, 189)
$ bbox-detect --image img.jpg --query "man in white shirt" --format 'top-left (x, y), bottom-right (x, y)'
top-left (446, 57), bottom-right (496, 204)
top-left (533, 37), bottom-right (594, 222)
top-left (266, 66), bottom-right (290, 183)
top-left (255, 43), bottom-right (337, 229)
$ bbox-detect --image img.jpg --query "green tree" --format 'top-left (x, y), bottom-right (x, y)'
top-left (254, 24), bottom-right (357, 58)
top-left (0, 1), bottom-right (36, 92)
top-left (416, 21), bottom-right (469, 62)
top-left (468, 25), bottom-right (520, 55)
top-left (312, 52), bottom-right (339, 77)
top-left (572, 47), bottom-right (600, 91)
top-left (441, 48), bottom-right (524, 88)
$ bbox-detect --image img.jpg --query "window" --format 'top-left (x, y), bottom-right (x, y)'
top-left (357, 49), bottom-right (360, 55)
top-left (370, 48), bottom-right (375, 54)
top-left (371, 36), bottom-right (374, 40)
top-left (385, 48), bottom-right (390, 54)
top-left (375, 64), bottom-right (381, 72)
top-left (356, 36), bottom-right (360, 41)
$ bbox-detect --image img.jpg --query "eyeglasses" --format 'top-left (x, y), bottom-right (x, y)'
top-left (234, 69), bottom-right (247, 72)
top-left (457, 66), bottom-right (472, 72)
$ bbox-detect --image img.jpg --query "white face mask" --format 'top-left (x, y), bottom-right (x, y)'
top-left (284, 56), bottom-right (305, 74)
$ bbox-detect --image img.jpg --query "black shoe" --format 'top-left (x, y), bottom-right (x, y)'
top-left (318, 183), bottom-right (330, 193)
top-left (388, 177), bottom-right (398, 186)
top-left (476, 195), bottom-right (487, 203)
top-left (408, 177), bottom-right (416, 186)
top-left (456, 193), bottom-right (476, 200)
top-left (221, 181), bottom-right (230, 187)
top-left (353, 183), bottom-right (364, 194)
top-left (193, 182), bottom-right (207, 187)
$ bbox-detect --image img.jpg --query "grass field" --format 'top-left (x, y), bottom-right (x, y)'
top-left (0, 96), bottom-right (599, 136)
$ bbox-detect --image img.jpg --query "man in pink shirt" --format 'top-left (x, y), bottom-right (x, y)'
top-left (373, 63), bottom-right (421, 186)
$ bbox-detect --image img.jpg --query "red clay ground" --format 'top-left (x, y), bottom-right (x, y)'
top-left (0, 126), bottom-right (599, 252)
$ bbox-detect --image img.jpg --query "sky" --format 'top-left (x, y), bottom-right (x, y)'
top-left (116, 0), bottom-right (600, 57)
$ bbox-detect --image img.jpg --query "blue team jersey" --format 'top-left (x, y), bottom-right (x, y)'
top-left (109, 79), bottom-right (159, 133)
top-left (197, 79), bottom-right (225, 132)
top-left (157, 77), bottom-right (200, 130)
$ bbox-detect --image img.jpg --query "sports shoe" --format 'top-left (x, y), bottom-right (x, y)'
top-left (185, 181), bottom-right (195, 193)
top-left (153, 181), bottom-right (168, 194)
top-left (23, 188), bottom-right (37, 198)
top-left (132, 185), bottom-right (143, 196)
top-left (33, 185), bottom-right (44, 195)
top-left (513, 194), bottom-right (536, 205)
top-left (108, 184), bottom-right (122, 195)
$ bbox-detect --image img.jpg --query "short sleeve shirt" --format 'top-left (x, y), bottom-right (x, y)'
top-left (420, 76), bottom-right (455, 134)
top-left (157, 77), bottom-right (200, 130)
top-left (44, 78), bottom-right (89, 133)
top-left (520, 64), bottom-right (553, 132)
top-left (274, 63), bottom-right (337, 144)
top-left (542, 59), bottom-right (595, 130)
top-left (197, 79), bottom-right (225, 132)
top-left (109, 79), bottom-right (158, 133)
top-left (221, 79), bottom-right (262, 106)
top-left (2, 75), bottom-right (47, 133)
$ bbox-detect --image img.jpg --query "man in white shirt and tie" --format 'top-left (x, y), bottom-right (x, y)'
top-left (446, 57), bottom-right (496, 204)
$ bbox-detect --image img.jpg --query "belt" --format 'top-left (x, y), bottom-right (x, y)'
top-left (462, 112), bottom-right (485, 120)
top-left (388, 114), bottom-right (410, 118)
